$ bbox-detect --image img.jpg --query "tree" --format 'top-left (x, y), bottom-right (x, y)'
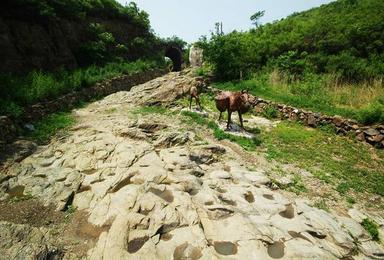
top-left (250, 10), bottom-right (265, 28)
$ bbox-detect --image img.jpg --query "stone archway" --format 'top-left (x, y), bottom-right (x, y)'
top-left (165, 46), bottom-right (182, 72)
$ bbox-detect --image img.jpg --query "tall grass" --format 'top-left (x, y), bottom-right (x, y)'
top-left (214, 71), bottom-right (384, 125)
top-left (0, 60), bottom-right (162, 118)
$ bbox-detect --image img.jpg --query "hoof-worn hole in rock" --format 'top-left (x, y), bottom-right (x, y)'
top-left (77, 185), bottom-right (91, 193)
top-left (186, 188), bottom-right (199, 196)
top-left (218, 195), bottom-right (237, 206)
top-left (173, 242), bottom-right (203, 260)
top-left (213, 241), bottom-right (238, 256)
top-left (244, 191), bottom-right (255, 203)
top-left (138, 206), bottom-right (153, 216)
top-left (216, 187), bottom-right (227, 193)
top-left (267, 241), bottom-right (285, 259)
top-left (288, 231), bottom-right (312, 243)
top-left (208, 207), bottom-right (234, 220)
top-left (279, 204), bottom-right (295, 219)
top-left (127, 236), bottom-right (149, 254)
top-left (307, 230), bottom-right (327, 239)
top-left (149, 187), bottom-right (174, 203)
top-left (109, 176), bottom-right (133, 193)
top-left (263, 194), bottom-right (274, 200)
top-left (160, 232), bottom-right (173, 241)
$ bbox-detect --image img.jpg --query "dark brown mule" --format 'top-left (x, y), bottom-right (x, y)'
top-left (215, 90), bottom-right (253, 129)
top-left (189, 85), bottom-right (202, 110)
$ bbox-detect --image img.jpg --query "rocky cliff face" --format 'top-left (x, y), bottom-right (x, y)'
top-left (0, 2), bottom-right (159, 74)
top-left (0, 17), bottom-right (85, 73)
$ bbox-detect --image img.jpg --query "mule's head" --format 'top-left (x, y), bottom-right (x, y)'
top-left (240, 89), bottom-right (258, 108)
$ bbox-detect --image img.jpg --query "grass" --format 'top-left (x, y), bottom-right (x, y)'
top-left (262, 121), bottom-right (384, 198)
top-left (181, 110), bottom-right (261, 151)
top-left (64, 205), bottom-right (77, 224)
top-left (132, 105), bottom-right (169, 115)
top-left (287, 175), bottom-right (307, 194)
top-left (313, 200), bottom-right (330, 212)
top-left (361, 218), bottom-right (380, 241)
top-left (0, 59), bottom-right (162, 118)
top-left (214, 71), bottom-right (384, 125)
top-left (26, 112), bottom-right (75, 143)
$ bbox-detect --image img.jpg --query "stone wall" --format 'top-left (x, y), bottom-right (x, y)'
top-left (0, 69), bottom-right (167, 144)
top-left (254, 98), bottom-right (384, 148)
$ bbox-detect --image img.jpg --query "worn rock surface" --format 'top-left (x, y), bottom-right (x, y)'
top-left (1, 71), bottom-right (383, 259)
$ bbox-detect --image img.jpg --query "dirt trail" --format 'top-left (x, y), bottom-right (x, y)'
top-left (0, 70), bottom-right (383, 259)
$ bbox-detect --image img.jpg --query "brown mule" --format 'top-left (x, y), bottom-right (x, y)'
top-left (215, 90), bottom-right (254, 129)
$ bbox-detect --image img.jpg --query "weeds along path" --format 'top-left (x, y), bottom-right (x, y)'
top-left (0, 70), bottom-right (383, 259)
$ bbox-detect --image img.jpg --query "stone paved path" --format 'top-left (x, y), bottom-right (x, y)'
top-left (1, 71), bottom-right (383, 259)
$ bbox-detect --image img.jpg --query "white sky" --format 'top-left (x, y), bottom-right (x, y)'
top-left (117, 0), bottom-right (336, 43)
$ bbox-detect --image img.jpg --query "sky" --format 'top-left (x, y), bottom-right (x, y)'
top-left (117, 0), bottom-right (336, 43)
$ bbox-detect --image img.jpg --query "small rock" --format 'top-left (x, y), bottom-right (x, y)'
top-left (332, 116), bottom-right (344, 127)
top-left (307, 114), bottom-right (317, 127)
top-left (210, 170), bottom-right (231, 179)
top-left (24, 124), bottom-right (35, 131)
top-left (372, 135), bottom-right (384, 143)
top-left (274, 176), bottom-right (293, 187)
top-left (348, 208), bottom-right (367, 223)
top-left (356, 132), bottom-right (365, 141)
top-left (363, 128), bottom-right (380, 136)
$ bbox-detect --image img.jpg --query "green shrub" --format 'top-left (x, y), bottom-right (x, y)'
top-left (262, 105), bottom-right (279, 119)
top-left (357, 101), bottom-right (384, 125)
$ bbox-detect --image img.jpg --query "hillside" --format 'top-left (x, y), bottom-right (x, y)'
top-left (201, 0), bottom-right (384, 81)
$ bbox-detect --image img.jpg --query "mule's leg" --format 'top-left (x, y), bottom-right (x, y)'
top-left (227, 110), bottom-right (232, 129)
top-left (238, 111), bottom-right (244, 129)
top-left (196, 97), bottom-right (202, 110)
top-left (218, 111), bottom-right (222, 121)
top-left (189, 96), bottom-right (193, 109)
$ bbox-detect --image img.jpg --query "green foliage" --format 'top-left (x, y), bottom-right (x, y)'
top-left (79, 23), bottom-right (118, 65)
top-left (181, 111), bottom-right (261, 151)
top-left (8, 0), bottom-right (151, 26)
top-left (195, 65), bottom-right (212, 77)
top-left (27, 112), bottom-right (75, 143)
top-left (201, 0), bottom-right (384, 81)
top-left (262, 105), bottom-right (278, 119)
top-left (272, 51), bottom-right (310, 78)
top-left (287, 175), bottom-right (308, 194)
top-left (357, 100), bottom-right (384, 125)
top-left (0, 60), bottom-right (162, 118)
top-left (336, 182), bottom-right (350, 194)
top-left (250, 11), bottom-right (265, 28)
top-left (346, 196), bottom-right (356, 205)
top-left (163, 36), bottom-right (188, 51)
top-left (361, 218), bottom-right (380, 241)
